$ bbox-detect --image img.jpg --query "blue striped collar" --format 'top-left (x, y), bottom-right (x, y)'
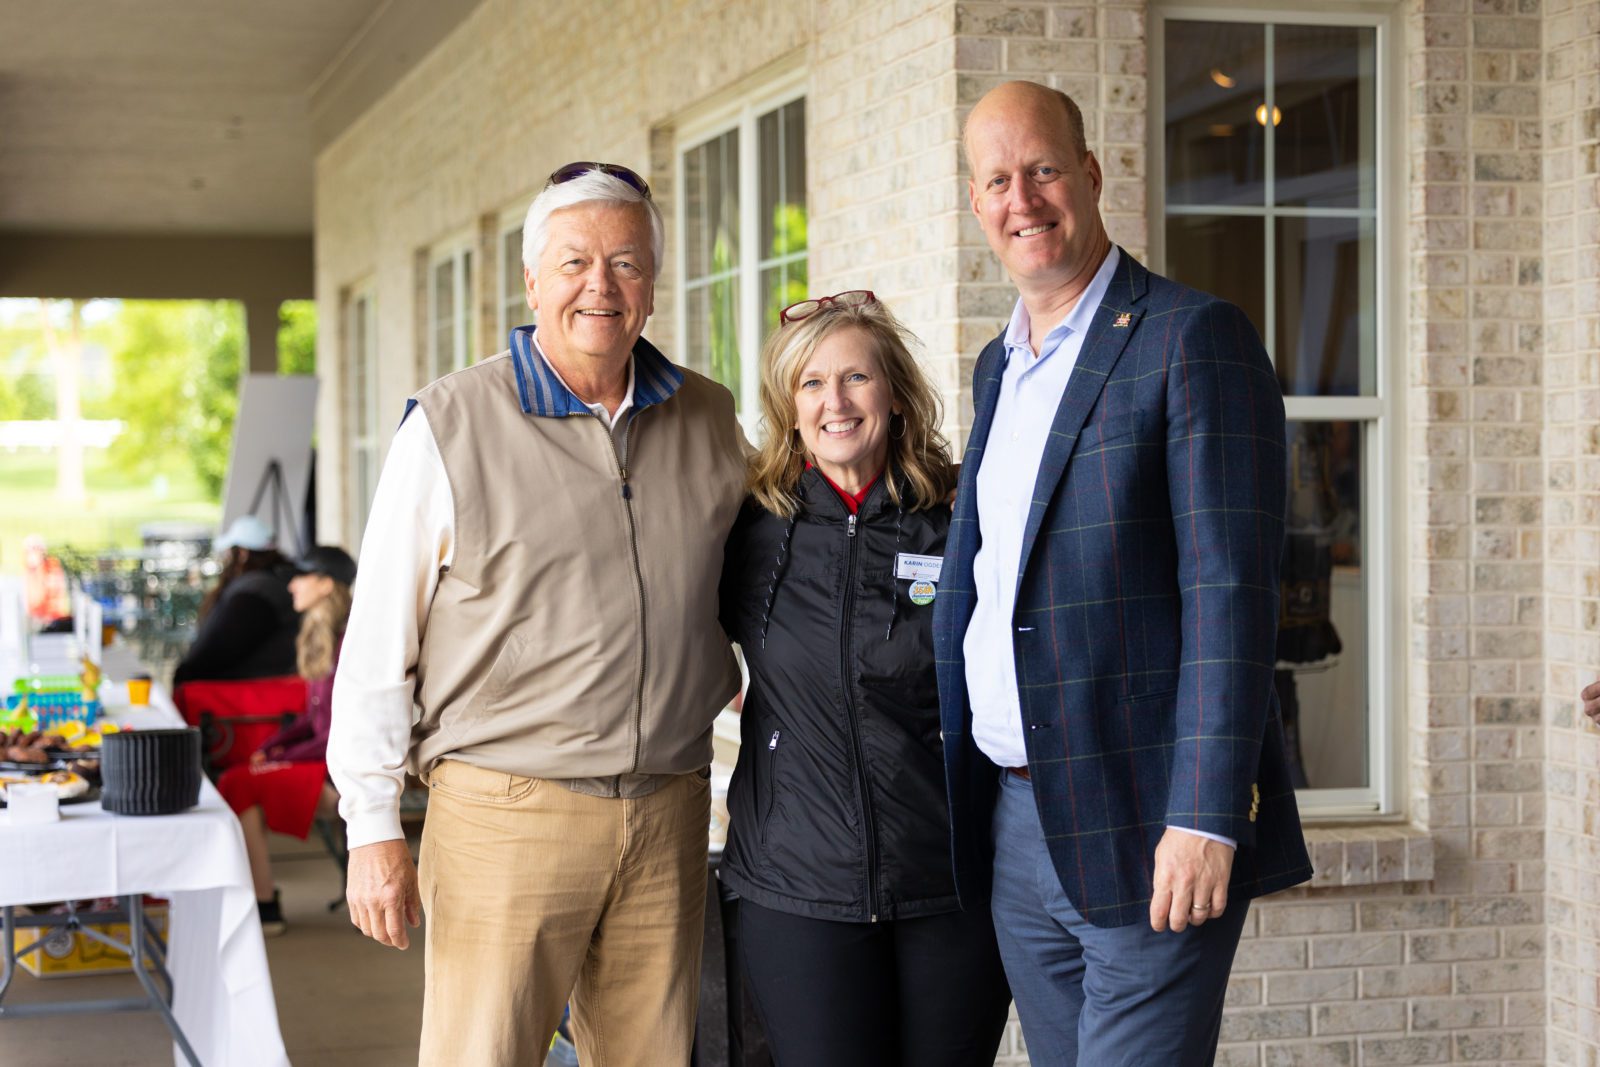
top-left (508, 325), bottom-right (685, 417)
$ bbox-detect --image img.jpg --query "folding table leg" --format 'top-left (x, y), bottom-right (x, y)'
top-left (0, 906), bottom-right (16, 1005)
top-left (127, 895), bottom-right (203, 1067)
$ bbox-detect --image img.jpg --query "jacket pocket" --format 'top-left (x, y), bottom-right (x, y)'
top-left (759, 728), bottom-right (781, 845)
top-left (441, 630), bottom-right (527, 743)
top-left (1077, 408), bottom-right (1156, 453)
top-left (1114, 687), bottom-right (1179, 707)
top-left (477, 631), bottom-right (528, 709)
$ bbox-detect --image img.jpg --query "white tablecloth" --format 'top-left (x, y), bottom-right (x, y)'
top-left (2, 633), bottom-right (289, 1067)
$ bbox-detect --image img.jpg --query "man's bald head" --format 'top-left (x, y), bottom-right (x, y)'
top-left (963, 81), bottom-right (1089, 171)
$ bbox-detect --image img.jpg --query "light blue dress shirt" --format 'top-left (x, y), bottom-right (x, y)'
top-left (965, 247), bottom-right (1120, 769)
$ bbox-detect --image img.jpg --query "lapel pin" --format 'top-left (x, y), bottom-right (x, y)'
top-left (1113, 312), bottom-right (1132, 328)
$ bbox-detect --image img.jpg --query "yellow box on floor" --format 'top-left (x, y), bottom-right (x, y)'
top-left (12, 904), bottom-right (169, 979)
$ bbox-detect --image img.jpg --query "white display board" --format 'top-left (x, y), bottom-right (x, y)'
top-left (219, 375), bottom-right (319, 557)
top-left (0, 577), bottom-right (24, 655)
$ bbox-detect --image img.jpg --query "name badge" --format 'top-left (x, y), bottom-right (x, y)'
top-left (895, 553), bottom-right (943, 582)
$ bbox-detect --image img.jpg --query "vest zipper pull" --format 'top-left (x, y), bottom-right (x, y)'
top-left (619, 467), bottom-right (631, 499)
top-left (768, 730), bottom-right (780, 750)
top-left (847, 514), bottom-right (857, 537)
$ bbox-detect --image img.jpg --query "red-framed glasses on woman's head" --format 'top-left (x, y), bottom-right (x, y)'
top-left (779, 289), bottom-right (877, 325)
top-left (545, 161), bottom-right (652, 200)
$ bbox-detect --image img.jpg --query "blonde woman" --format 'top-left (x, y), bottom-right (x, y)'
top-left (217, 545), bottom-right (355, 936)
top-left (719, 293), bottom-right (1010, 1066)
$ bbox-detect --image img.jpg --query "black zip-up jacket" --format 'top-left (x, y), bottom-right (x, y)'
top-left (718, 470), bottom-right (957, 923)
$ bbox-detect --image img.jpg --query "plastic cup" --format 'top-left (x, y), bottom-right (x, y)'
top-left (127, 676), bottom-right (152, 706)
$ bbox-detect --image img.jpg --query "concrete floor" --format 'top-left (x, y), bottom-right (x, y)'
top-left (0, 832), bottom-right (426, 1065)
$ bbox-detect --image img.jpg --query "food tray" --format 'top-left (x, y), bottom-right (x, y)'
top-left (5, 692), bottom-right (99, 729)
top-left (12, 675), bottom-right (84, 694)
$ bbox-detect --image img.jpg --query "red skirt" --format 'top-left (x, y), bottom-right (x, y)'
top-left (217, 760), bottom-right (328, 840)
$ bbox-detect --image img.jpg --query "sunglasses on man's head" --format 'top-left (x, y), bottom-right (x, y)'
top-left (546, 161), bottom-right (652, 200)
top-left (779, 290), bottom-right (877, 325)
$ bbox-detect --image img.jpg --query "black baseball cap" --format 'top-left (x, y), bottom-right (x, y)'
top-left (295, 545), bottom-right (357, 587)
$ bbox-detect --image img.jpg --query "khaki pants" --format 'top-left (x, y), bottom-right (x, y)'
top-left (417, 759), bottom-right (711, 1067)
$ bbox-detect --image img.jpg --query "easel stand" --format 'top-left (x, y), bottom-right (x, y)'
top-left (246, 460), bottom-right (303, 558)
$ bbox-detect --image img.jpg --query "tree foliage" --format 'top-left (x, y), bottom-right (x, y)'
top-left (0, 307), bottom-right (60, 421)
top-left (277, 300), bottom-right (316, 377)
top-left (99, 301), bottom-right (243, 499)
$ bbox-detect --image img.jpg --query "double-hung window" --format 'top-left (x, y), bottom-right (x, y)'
top-left (429, 236), bottom-right (476, 380)
top-left (1154, 9), bottom-right (1395, 815)
top-left (676, 75), bottom-right (808, 425)
top-left (344, 282), bottom-right (379, 541)
top-left (498, 212), bottom-right (528, 349)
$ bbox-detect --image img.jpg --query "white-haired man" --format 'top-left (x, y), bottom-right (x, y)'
top-left (328, 162), bottom-right (747, 1065)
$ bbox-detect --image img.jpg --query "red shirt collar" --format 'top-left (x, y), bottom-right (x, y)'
top-left (808, 463), bottom-right (882, 514)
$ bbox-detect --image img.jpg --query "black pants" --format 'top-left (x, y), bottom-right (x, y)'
top-left (737, 899), bottom-right (1012, 1067)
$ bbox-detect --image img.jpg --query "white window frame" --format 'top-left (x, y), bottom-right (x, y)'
top-left (344, 281), bottom-right (379, 542)
top-left (497, 208), bottom-right (529, 349)
top-left (674, 68), bottom-right (807, 431)
top-left (428, 233), bottom-right (476, 379)
top-left (1151, 3), bottom-right (1403, 819)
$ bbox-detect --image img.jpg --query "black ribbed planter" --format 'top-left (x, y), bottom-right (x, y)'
top-left (101, 728), bottom-right (203, 815)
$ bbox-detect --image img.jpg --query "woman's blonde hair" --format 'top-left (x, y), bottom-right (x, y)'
top-left (748, 299), bottom-right (954, 517)
top-left (296, 580), bottom-right (353, 681)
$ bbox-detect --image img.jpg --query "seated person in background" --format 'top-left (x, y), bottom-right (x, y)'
top-left (217, 545), bottom-right (356, 936)
top-left (173, 516), bottom-right (300, 687)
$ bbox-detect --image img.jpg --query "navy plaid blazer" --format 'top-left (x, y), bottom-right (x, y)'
top-left (934, 250), bottom-right (1313, 928)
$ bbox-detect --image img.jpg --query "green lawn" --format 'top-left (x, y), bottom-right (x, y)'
top-left (0, 449), bottom-right (219, 574)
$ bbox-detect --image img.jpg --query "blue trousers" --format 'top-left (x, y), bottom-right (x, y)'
top-left (989, 771), bottom-right (1248, 1067)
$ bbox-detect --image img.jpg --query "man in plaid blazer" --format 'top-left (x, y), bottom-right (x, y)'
top-left (934, 81), bottom-right (1312, 1064)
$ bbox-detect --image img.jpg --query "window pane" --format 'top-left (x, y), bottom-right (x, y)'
top-left (762, 260), bottom-right (809, 336)
top-left (1278, 419), bottom-right (1366, 790)
top-left (1276, 215), bottom-right (1375, 397)
top-left (1275, 25), bottom-right (1376, 209)
top-left (433, 260), bottom-right (454, 379)
top-left (685, 286), bottom-right (710, 378)
top-left (759, 99), bottom-right (807, 262)
top-left (709, 276), bottom-right (740, 406)
top-left (356, 450), bottom-right (373, 528)
top-left (350, 297), bottom-right (369, 438)
top-left (1163, 214), bottom-right (1266, 334)
top-left (503, 229), bottom-right (524, 339)
top-left (1164, 21), bottom-right (1266, 207)
top-left (684, 130), bottom-right (739, 282)
top-left (463, 250), bottom-right (476, 364)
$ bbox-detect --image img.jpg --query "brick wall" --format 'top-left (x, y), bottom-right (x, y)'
top-left (314, 0), bottom-right (975, 547)
top-left (949, 0), bottom-right (1149, 444)
top-left (1542, 0), bottom-right (1600, 1059)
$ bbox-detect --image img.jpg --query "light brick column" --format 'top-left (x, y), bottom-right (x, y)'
top-left (948, 0), bottom-right (1147, 449)
top-left (1386, 2), bottom-right (1551, 1064)
top-left (806, 0), bottom-right (965, 432)
top-left (1541, 0), bottom-right (1600, 1059)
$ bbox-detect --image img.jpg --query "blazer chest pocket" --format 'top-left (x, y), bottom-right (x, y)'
top-left (1077, 410), bottom-right (1154, 454)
